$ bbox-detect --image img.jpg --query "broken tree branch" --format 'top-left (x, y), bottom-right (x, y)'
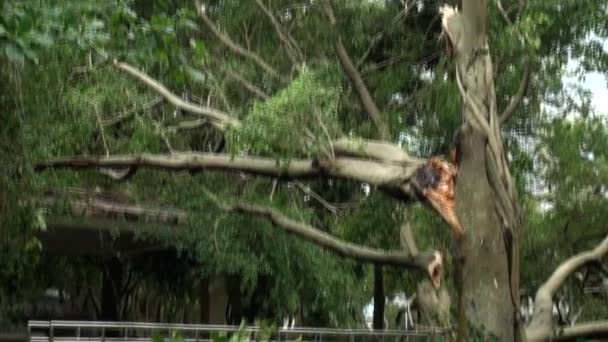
top-left (34, 152), bottom-right (423, 191)
top-left (35, 151), bottom-right (465, 239)
top-left (323, 3), bottom-right (391, 141)
top-left (526, 234), bottom-right (608, 341)
top-left (194, 0), bottom-right (282, 80)
top-left (200, 186), bottom-right (442, 283)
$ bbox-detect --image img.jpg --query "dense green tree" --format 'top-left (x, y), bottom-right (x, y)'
top-left (2, 0), bottom-right (608, 340)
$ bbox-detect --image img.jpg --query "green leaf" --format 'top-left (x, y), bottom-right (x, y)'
top-left (185, 65), bottom-right (206, 84)
top-left (179, 19), bottom-right (199, 31)
top-left (4, 43), bottom-right (24, 64)
top-left (34, 209), bottom-right (46, 231)
top-left (21, 46), bottom-right (38, 64)
top-left (32, 32), bottom-right (54, 47)
top-left (190, 38), bottom-right (207, 62)
top-left (152, 331), bottom-right (163, 342)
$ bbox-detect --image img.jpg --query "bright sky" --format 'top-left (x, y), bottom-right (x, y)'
top-left (564, 38), bottom-right (608, 115)
top-left (575, 72), bottom-right (608, 114)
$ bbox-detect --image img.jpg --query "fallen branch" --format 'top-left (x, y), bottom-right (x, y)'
top-left (201, 186), bottom-right (444, 286)
top-left (35, 152), bottom-right (465, 239)
top-left (34, 152), bottom-right (423, 190)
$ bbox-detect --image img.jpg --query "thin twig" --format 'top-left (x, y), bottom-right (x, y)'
top-left (294, 181), bottom-right (339, 214)
top-left (94, 104), bottom-right (110, 157)
top-left (499, 60), bottom-right (532, 124)
top-left (195, 0), bottom-right (283, 80)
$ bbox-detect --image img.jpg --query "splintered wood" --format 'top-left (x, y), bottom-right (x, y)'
top-left (414, 157), bottom-right (464, 238)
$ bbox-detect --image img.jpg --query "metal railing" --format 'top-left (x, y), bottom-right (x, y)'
top-left (28, 320), bottom-right (450, 342)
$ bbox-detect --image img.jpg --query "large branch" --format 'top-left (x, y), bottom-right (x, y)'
top-left (331, 138), bottom-right (423, 164)
top-left (526, 234), bottom-right (608, 341)
top-left (34, 153), bottom-right (422, 190)
top-left (194, 0), bottom-right (282, 80)
top-left (323, 4), bottom-right (391, 141)
top-left (114, 61), bottom-right (240, 129)
top-left (201, 187), bottom-right (443, 286)
top-left (35, 152), bottom-right (464, 239)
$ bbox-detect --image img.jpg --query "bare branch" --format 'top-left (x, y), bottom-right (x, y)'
top-left (495, 0), bottom-right (513, 25)
top-left (224, 68), bottom-right (269, 99)
top-left (492, 0), bottom-right (532, 126)
top-left (526, 234), bottom-right (608, 341)
top-left (356, 33), bottom-right (383, 69)
top-left (41, 197), bottom-right (187, 225)
top-left (200, 186), bottom-right (441, 274)
top-left (294, 181), bottom-right (339, 214)
top-left (194, 0), bottom-right (282, 80)
top-left (254, 0), bottom-right (303, 65)
top-left (114, 61), bottom-right (240, 129)
top-left (100, 97), bottom-right (163, 127)
top-left (323, 3), bottom-right (391, 141)
top-left (499, 60), bottom-right (532, 125)
top-left (94, 105), bottom-right (110, 157)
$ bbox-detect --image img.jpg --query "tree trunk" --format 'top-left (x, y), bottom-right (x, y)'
top-left (100, 257), bottom-right (122, 321)
top-left (452, 0), bottom-right (519, 340)
top-left (455, 130), bottom-right (515, 340)
top-left (372, 264), bottom-right (385, 330)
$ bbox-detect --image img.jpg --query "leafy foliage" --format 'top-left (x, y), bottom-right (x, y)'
top-left (2, 0), bottom-right (608, 332)
top-left (227, 65), bottom-right (342, 160)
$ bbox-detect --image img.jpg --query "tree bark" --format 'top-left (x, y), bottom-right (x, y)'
top-left (455, 130), bottom-right (515, 340)
top-left (448, 1), bottom-right (519, 340)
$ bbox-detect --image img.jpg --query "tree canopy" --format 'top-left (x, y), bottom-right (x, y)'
top-left (1, 0), bottom-right (608, 340)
